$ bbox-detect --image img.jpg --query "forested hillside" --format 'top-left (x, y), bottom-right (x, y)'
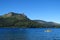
top-left (0, 12), bottom-right (60, 28)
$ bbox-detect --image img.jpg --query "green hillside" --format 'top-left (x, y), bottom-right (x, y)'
top-left (0, 12), bottom-right (60, 28)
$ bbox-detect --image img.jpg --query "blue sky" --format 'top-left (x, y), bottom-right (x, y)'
top-left (0, 0), bottom-right (60, 23)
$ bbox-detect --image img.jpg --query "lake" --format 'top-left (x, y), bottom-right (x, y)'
top-left (0, 28), bottom-right (60, 40)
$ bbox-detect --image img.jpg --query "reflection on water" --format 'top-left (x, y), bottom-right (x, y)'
top-left (0, 28), bottom-right (60, 40)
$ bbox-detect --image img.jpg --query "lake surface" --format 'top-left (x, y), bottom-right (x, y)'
top-left (0, 28), bottom-right (60, 40)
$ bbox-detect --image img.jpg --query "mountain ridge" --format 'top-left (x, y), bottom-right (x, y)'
top-left (0, 12), bottom-right (60, 28)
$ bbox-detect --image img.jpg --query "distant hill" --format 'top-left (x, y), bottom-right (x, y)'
top-left (0, 12), bottom-right (60, 28)
top-left (33, 20), bottom-right (60, 28)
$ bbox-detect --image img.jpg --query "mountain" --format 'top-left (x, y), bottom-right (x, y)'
top-left (33, 20), bottom-right (47, 24)
top-left (2, 12), bottom-right (30, 20)
top-left (33, 20), bottom-right (60, 28)
top-left (0, 12), bottom-right (60, 28)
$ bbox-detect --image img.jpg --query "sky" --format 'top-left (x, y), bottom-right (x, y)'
top-left (0, 0), bottom-right (60, 23)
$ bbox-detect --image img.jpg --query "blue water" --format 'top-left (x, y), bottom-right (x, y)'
top-left (0, 28), bottom-right (60, 40)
